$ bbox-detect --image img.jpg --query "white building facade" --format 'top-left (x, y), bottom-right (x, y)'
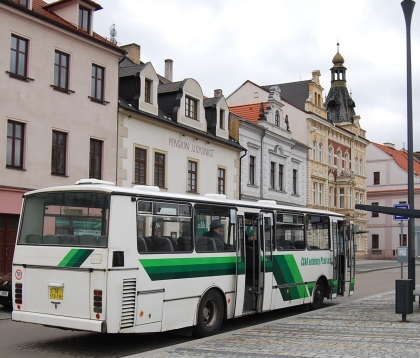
top-left (118, 49), bottom-right (243, 198)
top-left (229, 86), bottom-right (308, 206)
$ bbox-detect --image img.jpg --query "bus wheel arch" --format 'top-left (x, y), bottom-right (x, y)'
top-left (310, 276), bottom-right (327, 310)
top-left (193, 287), bottom-right (225, 337)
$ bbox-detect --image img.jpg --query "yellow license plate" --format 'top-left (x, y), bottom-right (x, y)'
top-left (49, 288), bottom-right (63, 300)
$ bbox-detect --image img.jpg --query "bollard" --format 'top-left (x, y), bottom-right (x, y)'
top-left (396, 279), bottom-right (413, 322)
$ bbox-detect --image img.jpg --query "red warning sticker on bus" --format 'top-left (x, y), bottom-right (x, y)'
top-left (15, 269), bottom-right (22, 280)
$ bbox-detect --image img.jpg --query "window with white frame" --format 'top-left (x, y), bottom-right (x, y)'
top-left (278, 164), bottom-right (284, 191)
top-left (318, 142), bottom-right (323, 163)
top-left (275, 110), bottom-right (280, 126)
top-left (313, 182), bottom-right (317, 205)
top-left (187, 160), bottom-right (197, 193)
top-left (328, 146), bottom-right (333, 166)
top-left (185, 96), bottom-right (198, 120)
top-left (217, 168), bottom-right (225, 194)
top-left (312, 141), bottom-right (317, 161)
top-left (270, 162), bottom-right (275, 189)
top-left (329, 186), bottom-right (333, 208)
top-left (249, 155), bottom-right (255, 185)
top-left (349, 188), bottom-right (353, 209)
top-left (337, 150), bottom-right (342, 173)
top-left (219, 109), bottom-right (225, 129)
top-left (293, 169), bottom-right (298, 194)
top-left (339, 187), bottom-right (345, 208)
top-left (345, 153), bottom-right (349, 169)
top-left (318, 183), bottom-right (323, 206)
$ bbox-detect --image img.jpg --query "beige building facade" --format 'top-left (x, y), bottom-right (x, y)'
top-left (227, 50), bottom-right (369, 258)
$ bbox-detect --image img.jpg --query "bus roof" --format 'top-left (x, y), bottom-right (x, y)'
top-left (23, 179), bottom-right (345, 218)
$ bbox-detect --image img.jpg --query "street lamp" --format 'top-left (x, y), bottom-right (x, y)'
top-left (401, 0), bottom-right (415, 293)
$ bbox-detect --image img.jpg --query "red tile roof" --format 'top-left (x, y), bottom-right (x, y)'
top-left (372, 142), bottom-right (420, 176)
top-left (229, 102), bottom-right (268, 124)
top-left (24, 0), bottom-right (119, 48)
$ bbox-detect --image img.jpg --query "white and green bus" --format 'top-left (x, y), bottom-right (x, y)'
top-left (12, 179), bottom-right (355, 337)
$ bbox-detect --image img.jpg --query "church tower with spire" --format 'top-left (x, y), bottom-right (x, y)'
top-left (324, 44), bottom-right (356, 123)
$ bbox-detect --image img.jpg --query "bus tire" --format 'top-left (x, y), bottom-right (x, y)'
top-left (193, 289), bottom-right (224, 337)
top-left (310, 282), bottom-right (324, 310)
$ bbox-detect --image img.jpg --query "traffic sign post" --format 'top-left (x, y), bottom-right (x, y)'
top-left (393, 204), bottom-right (409, 221)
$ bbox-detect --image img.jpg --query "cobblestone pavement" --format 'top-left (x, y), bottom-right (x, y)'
top-left (128, 290), bottom-right (420, 358)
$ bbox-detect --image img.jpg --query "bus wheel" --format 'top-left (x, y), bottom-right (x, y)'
top-left (193, 289), bottom-right (224, 337)
top-left (310, 282), bottom-right (324, 310)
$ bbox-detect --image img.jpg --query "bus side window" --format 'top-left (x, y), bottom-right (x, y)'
top-left (275, 212), bottom-right (304, 250)
top-left (194, 204), bottom-right (236, 252)
top-left (137, 201), bottom-right (192, 254)
top-left (306, 215), bottom-right (330, 250)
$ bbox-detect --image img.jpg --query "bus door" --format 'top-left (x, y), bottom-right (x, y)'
top-left (346, 222), bottom-right (356, 296)
top-left (331, 220), bottom-right (340, 297)
top-left (334, 220), bottom-right (355, 296)
top-left (234, 212), bottom-right (246, 317)
top-left (260, 212), bottom-right (274, 312)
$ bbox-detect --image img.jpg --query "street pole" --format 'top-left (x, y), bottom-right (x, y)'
top-left (401, 0), bottom-right (416, 295)
top-left (401, 221), bottom-right (404, 279)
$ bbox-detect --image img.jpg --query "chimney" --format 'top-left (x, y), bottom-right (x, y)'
top-left (214, 89), bottom-right (222, 97)
top-left (165, 59), bottom-right (173, 82)
top-left (120, 43), bottom-right (140, 64)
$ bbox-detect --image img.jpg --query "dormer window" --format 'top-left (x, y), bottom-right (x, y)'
top-left (144, 79), bottom-right (152, 103)
top-left (219, 109), bottom-right (225, 129)
top-left (185, 96), bottom-right (198, 120)
top-left (11, 0), bottom-right (28, 7)
top-left (275, 110), bottom-right (280, 126)
top-left (78, 6), bottom-right (91, 32)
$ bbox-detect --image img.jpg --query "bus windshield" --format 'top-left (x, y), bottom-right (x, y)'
top-left (18, 191), bottom-right (110, 247)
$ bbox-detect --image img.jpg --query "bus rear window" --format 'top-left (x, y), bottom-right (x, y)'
top-left (18, 192), bottom-right (110, 247)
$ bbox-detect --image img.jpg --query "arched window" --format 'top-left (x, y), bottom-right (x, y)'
top-left (275, 111), bottom-right (280, 126)
top-left (328, 147), bottom-right (333, 166)
top-left (355, 157), bottom-right (359, 174)
top-left (312, 141), bottom-right (317, 161)
top-left (337, 150), bottom-right (342, 172)
top-left (345, 153), bottom-right (349, 169)
top-left (359, 158), bottom-right (363, 176)
top-left (318, 142), bottom-right (323, 163)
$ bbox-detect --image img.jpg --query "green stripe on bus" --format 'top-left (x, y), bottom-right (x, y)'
top-left (273, 255), bottom-right (308, 300)
top-left (139, 256), bottom-right (237, 281)
top-left (350, 278), bottom-right (355, 291)
top-left (58, 249), bottom-right (94, 267)
top-left (307, 281), bottom-right (315, 295)
top-left (237, 262), bottom-right (245, 275)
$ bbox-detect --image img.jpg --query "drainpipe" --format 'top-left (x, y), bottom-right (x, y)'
top-left (239, 149), bottom-right (247, 200)
top-left (260, 128), bottom-right (267, 199)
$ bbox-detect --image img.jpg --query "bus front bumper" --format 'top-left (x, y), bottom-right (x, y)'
top-left (12, 311), bottom-right (106, 333)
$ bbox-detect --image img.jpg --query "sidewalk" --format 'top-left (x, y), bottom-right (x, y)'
top-left (128, 288), bottom-right (420, 358)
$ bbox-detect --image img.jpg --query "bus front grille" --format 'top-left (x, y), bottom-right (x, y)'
top-left (120, 278), bottom-right (136, 329)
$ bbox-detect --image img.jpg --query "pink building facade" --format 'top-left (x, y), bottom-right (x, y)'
top-left (0, 0), bottom-right (124, 274)
top-left (366, 142), bottom-right (420, 259)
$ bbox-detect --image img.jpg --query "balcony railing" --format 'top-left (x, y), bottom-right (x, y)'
top-left (337, 168), bottom-right (355, 178)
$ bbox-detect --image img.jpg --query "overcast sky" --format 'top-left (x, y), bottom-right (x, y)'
top-left (92, 0), bottom-right (420, 151)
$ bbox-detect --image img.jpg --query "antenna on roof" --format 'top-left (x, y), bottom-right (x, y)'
top-left (110, 24), bottom-right (117, 44)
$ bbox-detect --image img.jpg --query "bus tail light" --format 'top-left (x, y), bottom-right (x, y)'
top-left (15, 283), bottom-right (23, 305)
top-left (94, 289), bottom-right (102, 313)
